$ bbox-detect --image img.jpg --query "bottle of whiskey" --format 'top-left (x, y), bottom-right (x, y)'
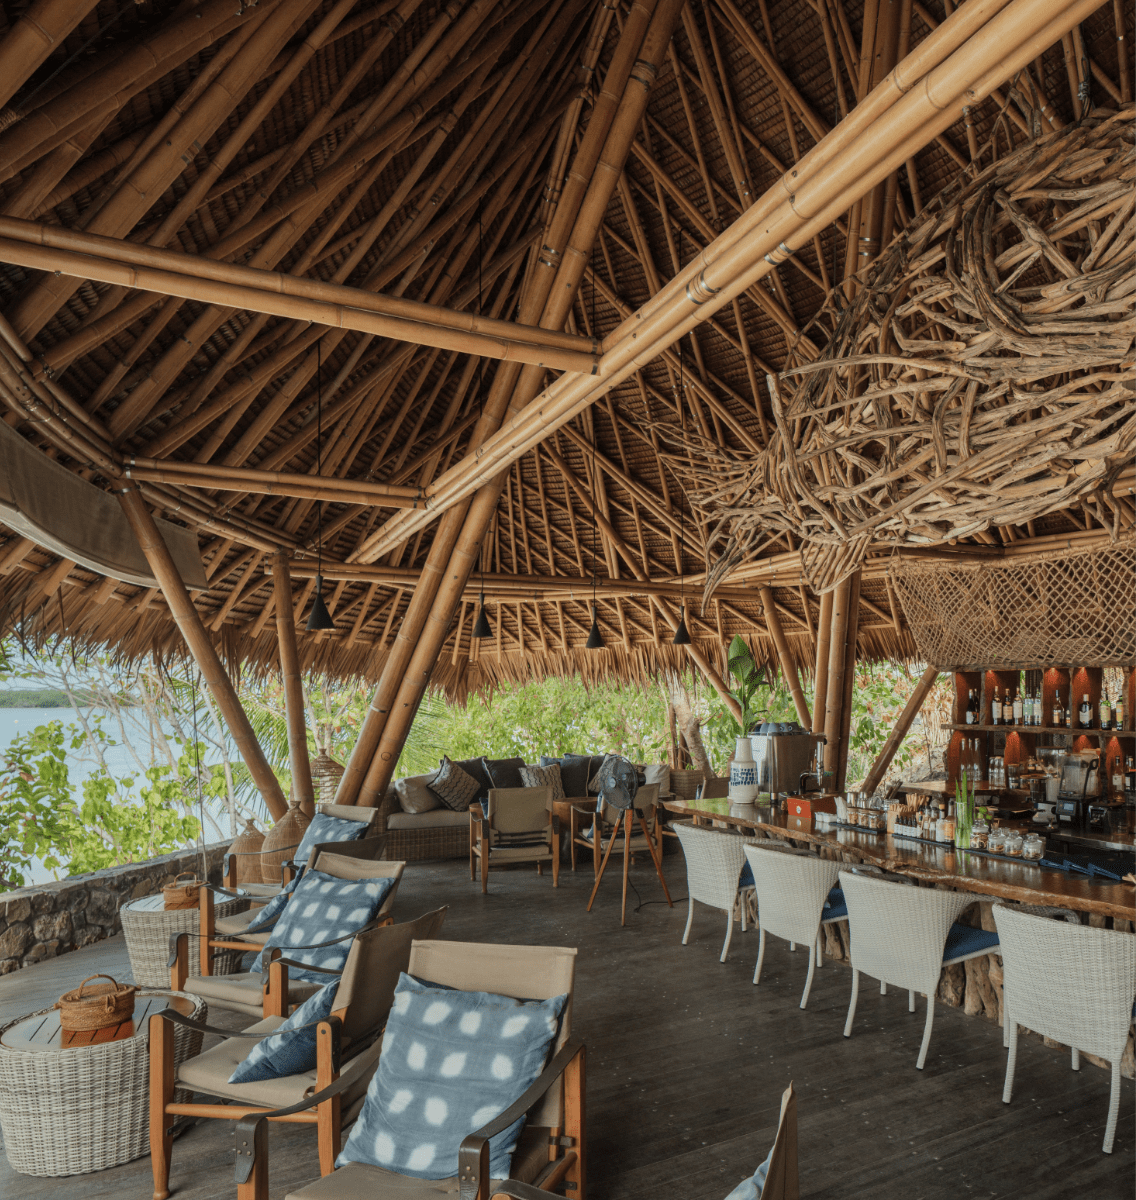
top-left (1052, 691), bottom-right (1064, 728)
top-left (1079, 693), bottom-right (1092, 728)
top-left (1012, 691), bottom-right (1023, 726)
top-left (965, 688), bottom-right (977, 725)
top-left (992, 687), bottom-right (1002, 725)
top-left (1099, 689), bottom-right (1112, 731)
top-left (1116, 694), bottom-right (1126, 732)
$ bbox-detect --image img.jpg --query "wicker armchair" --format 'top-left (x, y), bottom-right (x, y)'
top-left (839, 870), bottom-right (1000, 1069)
top-left (469, 786), bottom-right (558, 893)
top-left (744, 844), bottom-right (843, 1008)
top-left (994, 903), bottom-right (1136, 1153)
top-left (150, 907), bottom-right (447, 1200)
top-left (232, 939), bottom-right (584, 1200)
top-left (673, 821), bottom-right (757, 962)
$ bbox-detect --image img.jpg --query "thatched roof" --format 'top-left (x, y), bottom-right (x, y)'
top-left (0, 0), bottom-right (1130, 697)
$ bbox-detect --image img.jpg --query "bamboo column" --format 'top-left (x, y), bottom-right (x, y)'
top-left (835, 570), bottom-right (862, 791)
top-left (821, 576), bottom-right (853, 792)
top-left (0, 0), bottom-right (103, 111)
top-left (811, 589), bottom-right (833, 735)
top-left (861, 664), bottom-right (940, 796)
top-left (272, 550), bottom-right (315, 817)
top-left (759, 586), bottom-right (811, 728)
top-left (117, 486), bottom-right (289, 821)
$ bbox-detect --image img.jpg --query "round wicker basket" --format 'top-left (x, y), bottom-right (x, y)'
top-left (120, 893), bottom-right (247, 987)
top-left (0, 992), bottom-right (206, 1176)
top-left (260, 798), bottom-right (309, 885)
top-left (226, 818), bottom-right (265, 886)
top-left (161, 871), bottom-right (201, 910)
top-left (55, 975), bottom-right (136, 1033)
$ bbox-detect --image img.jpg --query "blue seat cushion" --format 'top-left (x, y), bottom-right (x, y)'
top-left (822, 886), bottom-right (847, 921)
top-left (294, 811), bottom-right (369, 866)
top-left (338, 972), bottom-right (568, 1180)
top-left (227, 980), bottom-right (339, 1084)
top-left (943, 923), bottom-right (1000, 963)
top-left (252, 868), bottom-right (395, 980)
top-left (244, 870), bottom-right (303, 934)
top-left (739, 861), bottom-right (754, 889)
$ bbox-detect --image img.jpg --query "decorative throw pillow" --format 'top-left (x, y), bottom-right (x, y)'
top-left (482, 756), bottom-right (526, 792)
top-left (294, 811), bottom-right (369, 865)
top-left (455, 757), bottom-right (494, 801)
top-left (643, 762), bottom-right (671, 794)
top-left (394, 774), bottom-right (441, 814)
top-left (518, 763), bottom-right (564, 802)
top-left (244, 870), bottom-right (303, 934)
top-left (228, 980), bottom-right (340, 1084)
top-left (426, 756), bottom-right (482, 812)
top-left (557, 753), bottom-right (599, 798)
top-left (253, 868), bottom-right (395, 980)
top-left (338, 973), bottom-right (568, 1180)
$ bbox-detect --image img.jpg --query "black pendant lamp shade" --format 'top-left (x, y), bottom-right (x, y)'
top-left (672, 604), bottom-right (692, 645)
top-left (585, 605), bottom-right (605, 650)
top-left (471, 593), bottom-right (492, 639)
top-left (306, 574), bottom-right (336, 631)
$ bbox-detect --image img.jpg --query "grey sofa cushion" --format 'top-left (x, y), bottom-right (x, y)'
top-left (386, 809), bottom-right (471, 830)
top-left (394, 774), bottom-right (441, 814)
top-left (557, 753), bottom-right (603, 798)
top-left (454, 757), bottom-right (494, 802)
top-left (482, 755), bottom-right (526, 792)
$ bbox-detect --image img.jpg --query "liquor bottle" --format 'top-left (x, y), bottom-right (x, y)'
top-left (1099, 690), bottom-right (1112, 731)
top-left (1079, 693), bottom-right (1092, 728)
top-left (1065, 697), bottom-right (1072, 729)
top-left (965, 688), bottom-right (977, 725)
top-left (1033, 690), bottom-right (1041, 726)
top-left (1012, 691), bottom-right (1023, 726)
top-left (1116, 695), bottom-right (1126, 732)
top-left (1052, 691), bottom-right (1064, 728)
top-left (1111, 756), bottom-right (1124, 796)
top-left (1126, 756), bottom-right (1136, 792)
top-left (1026, 690), bottom-right (1035, 726)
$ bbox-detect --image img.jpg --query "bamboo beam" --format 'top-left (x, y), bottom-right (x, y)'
top-left (759, 586), bottom-right (811, 728)
top-left (272, 551), bottom-right (315, 816)
top-left (835, 570), bottom-right (862, 792)
top-left (117, 486), bottom-right (288, 820)
top-left (861, 664), bottom-right (940, 796)
top-left (821, 575), bottom-right (852, 791)
top-left (0, 0), bottom-right (103, 112)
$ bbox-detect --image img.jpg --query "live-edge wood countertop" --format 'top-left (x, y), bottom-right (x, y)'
top-left (664, 799), bottom-right (1136, 921)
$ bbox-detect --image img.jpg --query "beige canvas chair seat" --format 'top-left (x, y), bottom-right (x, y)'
top-left (233, 938), bottom-right (585, 1200)
top-left (151, 907), bottom-right (447, 1200)
top-left (182, 971), bottom-right (320, 1019)
top-left (283, 1126), bottom-right (551, 1200)
top-left (470, 786), bottom-right (558, 893)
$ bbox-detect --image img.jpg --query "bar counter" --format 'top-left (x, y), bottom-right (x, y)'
top-left (664, 798), bottom-right (1136, 922)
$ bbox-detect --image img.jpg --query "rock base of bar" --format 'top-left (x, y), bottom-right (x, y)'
top-left (0, 841), bottom-right (231, 975)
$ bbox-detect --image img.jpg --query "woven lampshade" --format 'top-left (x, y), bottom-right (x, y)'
top-left (227, 818), bottom-right (265, 887)
top-left (311, 751), bottom-right (345, 805)
top-left (259, 797), bottom-right (310, 884)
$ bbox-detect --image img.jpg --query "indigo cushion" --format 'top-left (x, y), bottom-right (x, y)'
top-left (244, 870), bottom-right (302, 934)
top-left (294, 811), bottom-right (369, 865)
top-left (558, 753), bottom-right (601, 798)
top-left (483, 756), bottom-right (526, 792)
top-left (427, 757), bottom-right (482, 812)
top-left (518, 763), bottom-right (565, 801)
top-left (253, 868), bottom-right (395, 980)
top-left (228, 981), bottom-right (340, 1084)
top-left (338, 973), bottom-right (568, 1180)
top-left (454, 757), bottom-right (494, 802)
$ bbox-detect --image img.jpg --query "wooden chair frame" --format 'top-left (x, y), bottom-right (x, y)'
top-left (231, 1038), bottom-right (587, 1200)
top-left (469, 789), bottom-right (560, 894)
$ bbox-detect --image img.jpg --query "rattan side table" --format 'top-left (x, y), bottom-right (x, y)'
top-left (121, 892), bottom-right (247, 986)
top-left (0, 991), bottom-right (204, 1176)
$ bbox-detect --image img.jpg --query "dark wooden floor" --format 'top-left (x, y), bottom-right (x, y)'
top-left (1, 853), bottom-right (1132, 1199)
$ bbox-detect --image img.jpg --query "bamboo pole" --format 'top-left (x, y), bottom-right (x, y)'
top-left (0, 0), bottom-right (102, 111)
top-left (759, 586), bottom-right (811, 728)
top-left (835, 570), bottom-right (862, 792)
top-left (272, 552), bottom-right (315, 817)
top-left (350, 0), bottom-right (1104, 558)
top-left (861, 664), bottom-right (940, 796)
top-left (821, 576), bottom-right (852, 791)
top-left (117, 486), bottom-right (288, 821)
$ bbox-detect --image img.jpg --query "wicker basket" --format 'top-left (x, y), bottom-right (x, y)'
top-left (312, 750), bottom-right (345, 804)
top-left (226, 818), bottom-right (265, 886)
top-left (55, 975), bottom-right (136, 1033)
top-left (0, 993), bottom-right (205, 1176)
top-left (162, 871), bottom-right (201, 911)
top-left (260, 798), bottom-right (309, 884)
top-left (120, 893), bottom-right (247, 987)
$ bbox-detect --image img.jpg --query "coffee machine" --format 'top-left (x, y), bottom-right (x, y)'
top-left (1055, 750), bottom-right (1099, 827)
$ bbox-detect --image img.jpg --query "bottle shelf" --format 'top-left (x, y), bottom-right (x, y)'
top-left (949, 723), bottom-right (1135, 738)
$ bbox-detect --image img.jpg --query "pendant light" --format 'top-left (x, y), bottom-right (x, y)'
top-left (306, 340), bottom-right (336, 632)
top-left (585, 239), bottom-right (604, 651)
top-left (672, 230), bottom-right (691, 647)
top-left (470, 206), bottom-right (493, 643)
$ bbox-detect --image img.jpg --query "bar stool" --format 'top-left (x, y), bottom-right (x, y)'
top-left (840, 870), bottom-right (1000, 1069)
top-left (743, 844), bottom-right (845, 1009)
top-left (673, 821), bottom-right (757, 962)
top-left (994, 903), bottom-right (1136, 1153)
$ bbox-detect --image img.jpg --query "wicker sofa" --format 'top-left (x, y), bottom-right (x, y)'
top-left (377, 755), bottom-right (672, 862)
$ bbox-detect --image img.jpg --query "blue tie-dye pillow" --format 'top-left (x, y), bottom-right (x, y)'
top-left (293, 811), bottom-right (369, 866)
top-left (338, 973), bottom-right (567, 1180)
top-left (227, 980), bottom-right (339, 1084)
top-left (243, 870), bottom-right (303, 935)
top-left (252, 868), bottom-right (394, 981)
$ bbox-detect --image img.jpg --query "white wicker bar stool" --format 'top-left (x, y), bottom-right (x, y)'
top-left (993, 903), bottom-right (1136, 1154)
top-left (673, 821), bottom-right (757, 962)
top-left (840, 870), bottom-right (1000, 1069)
top-left (743, 844), bottom-right (845, 1009)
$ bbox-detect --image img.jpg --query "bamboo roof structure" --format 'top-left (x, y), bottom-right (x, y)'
top-left (0, 0), bottom-right (1131, 704)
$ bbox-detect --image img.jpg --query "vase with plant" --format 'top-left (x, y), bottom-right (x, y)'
top-left (954, 775), bottom-right (975, 849)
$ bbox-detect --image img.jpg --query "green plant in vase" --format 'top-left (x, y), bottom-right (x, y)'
top-left (954, 775), bottom-right (974, 849)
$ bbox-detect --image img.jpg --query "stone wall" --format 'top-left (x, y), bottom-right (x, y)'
top-left (0, 840), bottom-right (232, 975)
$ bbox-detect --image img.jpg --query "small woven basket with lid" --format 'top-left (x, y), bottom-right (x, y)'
top-left (161, 871), bottom-right (201, 910)
top-left (55, 975), bottom-right (136, 1032)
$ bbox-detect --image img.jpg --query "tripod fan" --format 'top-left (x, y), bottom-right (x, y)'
top-left (586, 755), bottom-right (673, 926)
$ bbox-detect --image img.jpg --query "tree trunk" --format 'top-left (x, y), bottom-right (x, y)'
top-left (661, 670), bottom-right (713, 776)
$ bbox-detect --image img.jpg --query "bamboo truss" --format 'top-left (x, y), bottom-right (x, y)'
top-left (0, 0), bottom-right (1127, 802)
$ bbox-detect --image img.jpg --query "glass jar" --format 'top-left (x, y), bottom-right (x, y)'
top-left (1003, 830), bottom-right (1024, 858)
top-left (867, 808), bottom-right (885, 832)
top-left (987, 828), bottom-right (1006, 854)
top-left (971, 818), bottom-right (990, 849)
top-left (937, 813), bottom-right (956, 843)
top-left (1022, 833), bottom-right (1045, 861)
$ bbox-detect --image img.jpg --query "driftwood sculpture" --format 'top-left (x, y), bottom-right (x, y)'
top-left (671, 106), bottom-right (1136, 597)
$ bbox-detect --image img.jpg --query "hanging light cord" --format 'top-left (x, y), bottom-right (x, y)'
top-left (315, 341), bottom-right (323, 576)
top-left (678, 231), bottom-right (685, 616)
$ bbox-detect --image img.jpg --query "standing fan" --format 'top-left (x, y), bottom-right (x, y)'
top-left (599, 757), bottom-right (642, 812)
